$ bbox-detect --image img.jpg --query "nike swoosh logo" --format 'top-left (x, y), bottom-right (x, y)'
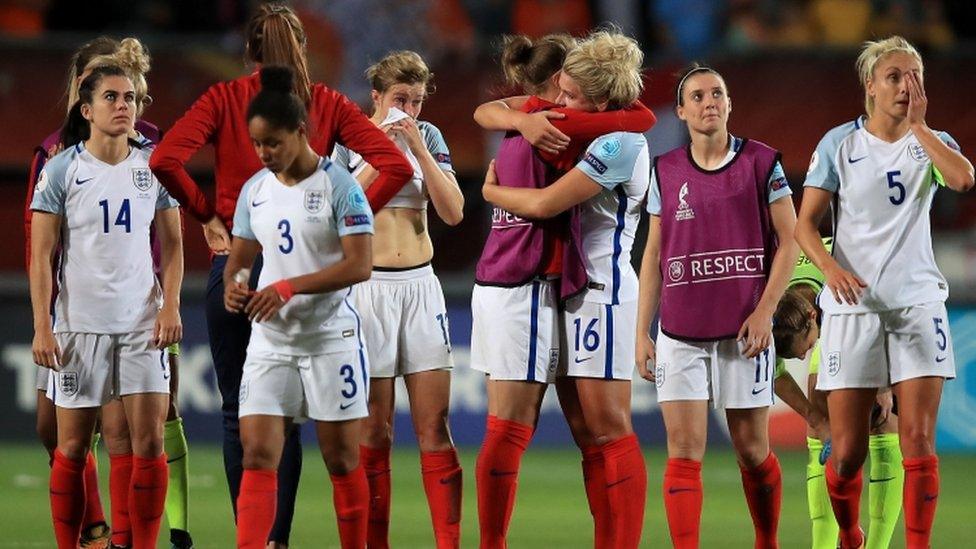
top-left (848, 155), bottom-right (868, 164)
top-left (574, 356), bottom-right (592, 364)
top-left (752, 386), bottom-right (767, 395)
top-left (806, 474), bottom-right (824, 481)
top-left (667, 487), bottom-right (698, 494)
top-left (75, 177), bottom-right (94, 186)
top-left (439, 471), bottom-right (462, 485)
top-left (606, 476), bottom-right (632, 488)
top-left (936, 355), bottom-right (947, 363)
top-left (869, 476), bottom-right (896, 483)
top-left (251, 199), bottom-right (268, 207)
top-left (489, 469), bottom-right (518, 477)
top-left (166, 453), bottom-right (187, 464)
top-left (924, 493), bottom-right (938, 502)
top-left (132, 484), bottom-right (160, 491)
top-left (337, 515), bottom-right (359, 522)
top-left (339, 402), bottom-right (356, 410)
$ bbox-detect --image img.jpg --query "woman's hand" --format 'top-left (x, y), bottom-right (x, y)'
top-left (390, 117), bottom-right (425, 156)
top-left (482, 160), bottom-right (499, 201)
top-left (203, 216), bottom-right (231, 255)
top-left (738, 306), bottom-right (774, 358)
top-left (244, 285), bottom-right (287, 322)
top-left (905, 70), bottom-right (927, 128)
top-left (154, 304), bottom-right (183, 349)
top-left (32, 330), bottom-right (61, 370)
top-left (224, 280), bottom-right (251, 313)
top-left (823, 264), bottom-right (867, 306)
top-left (636, 333), bottom-right (657, 382)
top-left (514, 111), bottom-right (570, 154)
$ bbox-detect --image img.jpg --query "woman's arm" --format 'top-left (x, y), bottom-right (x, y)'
top-left (473, 96), bottom-right (570, 155)
top-left (738, 197), bottom-right (798, 358)
top-left (244, 234), bottom-right (373, 322)
top-left (154, 207), bottom-right (184, 348)
top-left (635, 215), bottom-right (662, 381)
top-left (795, 188), bottom-right (865, 305)
top-left (482, 161), bottom-right (602, 219)
top-left (905, 71), bottom-right (974, 192)
top-left (24, 149), bottom-right (47, 271)
top-left (332, 93), bottom-right (413, 211)
top-left (396, 119), bottom-right (463, 225)
top-left (29, 212), bottom-right (62, 369)
top-left (774, 370), bottom-right (829, 441)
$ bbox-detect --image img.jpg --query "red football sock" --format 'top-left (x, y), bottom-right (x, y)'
top-left (129, 453), bottom-right (168, 549)
top-left (581, 445), bottom-right (612, 549)
top-left (421, 448), bottom-right (463, 549)
top-left (331, 465), bottom-right (370, 549)
top-left (236, 469), bottom-right (278, 549)
top-left (825, 461), bottom-right (864, 549)
top-left (82, 451), bottom-right (106, 528)
top-left (50, 450), bottom-right (86, 548)
top-left (601, 434), bottom-right (647, 548)
top-left (740, 452), bottom-right (782, 549)
top-left (663, 458), bottom-right (703, 549)
top-left (361, 445), bottom-right (392, 549)
top-left (903, 455), bottom-right (939, 549)
top-left (475, 415), bottom-right (534, 549)
top-left (109, 453), bottom-right (133, 547)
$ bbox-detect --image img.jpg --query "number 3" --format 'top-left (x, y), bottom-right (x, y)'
top-left (339, 364), bottom-right (357, 398)
top-left (278, 219), bottom-right (293, 253)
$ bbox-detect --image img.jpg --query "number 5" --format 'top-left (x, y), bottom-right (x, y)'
top-left (886, 170), bottom-right (905, 205)
top-left (933, 317), bottom-right (947, 351)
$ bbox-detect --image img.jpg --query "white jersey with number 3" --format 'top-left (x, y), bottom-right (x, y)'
top-left (804, 116), bottom-right (958, 314)
top-left (232, 157), bottom-right (374, 356)
top-left (30, 142), bottom-right (178, 334)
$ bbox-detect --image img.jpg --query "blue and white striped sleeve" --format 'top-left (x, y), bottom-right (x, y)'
top-left (327, 161), bottom-right (374, 237)
top-left (803, 125), bottom-right (849, 193)
top-left (576, 132), bottom-right (642, 189)
top-left (29, 151), bottom-right (71, 216)
top-left (231, 177), bottom-right (258, 240)
top-left (767, 161), bottom-right (792, 203)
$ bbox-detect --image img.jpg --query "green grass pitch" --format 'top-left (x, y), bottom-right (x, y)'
top-left (3, 443), bottom-right (974, 547)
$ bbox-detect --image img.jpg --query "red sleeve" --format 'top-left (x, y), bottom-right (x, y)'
top-left (330, 94), bottom-right (413, 212)
top-left (24, 148), bottom-right (45, 271)
top-left (149, 87), bottom-right (221, 223)
top-left (540, 101), bottom-right (657, 171)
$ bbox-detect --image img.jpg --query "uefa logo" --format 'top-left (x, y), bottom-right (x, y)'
top-left (668, 260), bottom-right (685, 282)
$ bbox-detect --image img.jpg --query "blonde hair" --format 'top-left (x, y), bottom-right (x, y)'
top-left (84, 38), bottom-right (152, 116)
top-left (366, 50), bottom-right (434, 95)
top-left (500, 33), bottom-right (576, 95)
top-left (64, 36), bottom-right (119, 115)
top-left (245, 2), bottom-right (311, 105)
top-left (856, 35), bottom-right (923, 116)
top-left (561, 30), bottom-right (643, 109)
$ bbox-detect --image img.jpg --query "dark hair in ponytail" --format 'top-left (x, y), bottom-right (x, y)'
top-left (500, 33), bottom-right (576, 95)
top-left (60, 65), bottom-right (130, 148)
top-left (247, 65), bottom-right (307, 131)
top-left (245, 2), bottom-right (311, 105)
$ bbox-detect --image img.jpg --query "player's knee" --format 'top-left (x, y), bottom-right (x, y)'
top-left (58, 438), bottom-right (91, 461)
top-left (364, 417), bottom-right (393, 448)
top-left (35, 419), bottom-right (57, 454)
top-left (414, 417), bottom-right (452, 453)
top-left (243, 444), bottom-right (279, 470)
top-left (129, 432), bottom-right (164, 458)
top-left (832, 454), bottom-right (865, 478)
top-left (899, 425), bottom-right (935, 458)
top-left (322, 447), bottom-right (359, 475)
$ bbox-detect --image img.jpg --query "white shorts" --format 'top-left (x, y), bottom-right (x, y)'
top-left (817, 302), bottom-right (955, 390)
top-left (38, 342), bottom-right (180, 392)
top-left (239, 348), bottom-right (370, 422)
top-left (353, 264), bottom-right (453, 378)
top-left (561, 297), bottom-right (636, 381)
top-left (47, 331), bottom-right (170, 408)
top-left (654, 331), bottom-right (775, 409)
top-left (470, 281), bottom-right (560, 383)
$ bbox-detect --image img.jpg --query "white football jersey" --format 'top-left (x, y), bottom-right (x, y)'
top-left (804, 116), bottom-right (958, 313)
top-left (30, 142), bottom-right (178, 334)
top-left (575, 132), bottom-right (650, 305)
top-left (232, 157), bottom-right (374, 356)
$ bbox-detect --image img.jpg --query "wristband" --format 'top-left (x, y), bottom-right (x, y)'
top-left (271, 279), bottom-right (296, 303)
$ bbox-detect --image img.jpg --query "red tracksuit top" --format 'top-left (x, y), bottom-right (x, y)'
top-left (149, 72), bottom-right (412, 228)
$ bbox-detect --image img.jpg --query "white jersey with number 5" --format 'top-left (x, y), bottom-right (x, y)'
top-left (574, 132), bottom-right (650, 305)
top-left (29, 142), bottom-right (178, 334)
top-left (803, 116), bottom-right (958, 314)
top-left (232, 157), bottom-right (374, 356)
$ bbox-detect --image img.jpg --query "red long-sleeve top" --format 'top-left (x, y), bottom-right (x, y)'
top-left (149, 72), bottom-right (412, 228)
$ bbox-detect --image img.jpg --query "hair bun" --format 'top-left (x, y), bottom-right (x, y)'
top-left (260, 65), bottom-right (295, 94)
